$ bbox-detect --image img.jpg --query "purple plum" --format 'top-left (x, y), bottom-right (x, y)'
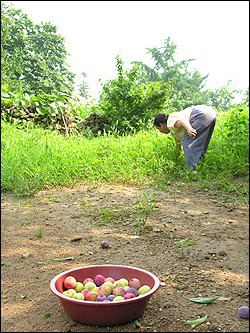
top-left (107, 294), bottom-right (116, 301)
top-left (101, 240), bottom-right (110, 248)
top-left (96, 295), bottom-right (107, 302)
top-left (125, 287), bottom-right (138, 297)
top-left (238, 306), bottom-right (249, 319)
top-left (94, 274), bottom-right (106, 286)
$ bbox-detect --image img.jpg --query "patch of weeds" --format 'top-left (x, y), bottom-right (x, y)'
top-left (72, 213), bottom-right (86, 219)
top-left (98, 207), bottom-right (113, 224)
top-left (20, 222), bottom-right (31, 226)
top-left (89, 206), bottom-right (134, 225)
top-left (174, 239), bottom-right (198, 258)
top-left (19, 198), bottom-right (32, 206)
top-left (80, 200), bottom-right (92, 206)
top-left (133, 192), bottom-right (158, 230)
top-left (36, 227), bottom-right (43, 237)
top-left (48, 196), bottom-right (58, 202)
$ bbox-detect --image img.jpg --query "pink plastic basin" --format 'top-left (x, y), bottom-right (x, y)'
top-left (50, 264), bottom-right (160, 326)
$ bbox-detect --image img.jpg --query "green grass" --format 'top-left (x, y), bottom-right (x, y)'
top-left (1, 114), bottom-right (248, 204)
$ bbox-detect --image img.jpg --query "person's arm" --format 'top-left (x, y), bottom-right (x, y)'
top-left (174, 119), bottom-right (197, 138)
top-left (176, 141), bottom-right (182, 154)
top-left (174, 138), bottom-right (182, 155)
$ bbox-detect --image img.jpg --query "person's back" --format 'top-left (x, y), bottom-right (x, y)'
top-left (154, 105), bottom-right (216, 171)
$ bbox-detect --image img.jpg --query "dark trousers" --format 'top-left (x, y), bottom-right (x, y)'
top-left (181, 106), bottom-right (216, 169)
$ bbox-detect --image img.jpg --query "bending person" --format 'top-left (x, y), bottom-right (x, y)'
top-left (154, 105), bottom-right (216, 171)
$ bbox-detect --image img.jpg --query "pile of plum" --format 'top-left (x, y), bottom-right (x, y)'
top-left (62, 274), bottom-right (151, 302)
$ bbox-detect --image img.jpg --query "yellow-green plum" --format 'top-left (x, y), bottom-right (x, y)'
top-left (113, 280), bottom-right (119, 288)
top-left (138, 285), bottom-right (151, 295)
top-left (73, 292), bottom-right (85, 300)
top-left (74, 281), bottom-right (84, 292)
top-left (97, 284), bottom-right (112, 296)
top-left (92, 286), bottom-right (99, 293)
top-left (113, 295), bottom-right (124, 302)
top-left (62, 290), bottom-right (73, 298)
top-left (103, 280), bottom-right (114, 291)
top-left (112, 286), bottom-right (126, 296)
top-left (84, 281), bottom-right (96, 291)
top-left (117, 278), bottom-right (128, 287)
top-left (67, 288), bottom-right (77, 296)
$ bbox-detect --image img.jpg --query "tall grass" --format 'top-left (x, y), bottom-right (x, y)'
top-left (1, 107), bottom-right (249, 203)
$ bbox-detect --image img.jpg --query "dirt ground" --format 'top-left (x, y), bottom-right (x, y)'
top-left (1, 182), bottom-right (249, 332)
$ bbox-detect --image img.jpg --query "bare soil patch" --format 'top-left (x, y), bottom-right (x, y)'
top-left (1, 183), bottom-right (249, 332)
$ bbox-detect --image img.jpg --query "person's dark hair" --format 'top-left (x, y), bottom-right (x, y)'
top-left (154, 113), bottom-right (169, 127)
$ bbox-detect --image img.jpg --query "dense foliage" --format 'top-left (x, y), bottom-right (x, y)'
top-left (1, 91), bottom-right (88, 135)
top-left (94, 56), bottom-right (172, 134)
top-left (1, 104), bottom-right (249, 199)
top-left (1, 2), bottom-right (249, 138)
top-left (133, 37), bottom-right (210, 110)
top-left (84, 40), bottom-right (248, 135)
top-left (1, 2), bottom-right (75, 96)
top-left (211, 105), bottom-right (249, 176)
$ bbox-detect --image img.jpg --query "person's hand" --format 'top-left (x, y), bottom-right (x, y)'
top-left (187, 127), bottom-right (197, 139)
top-left (176, 120), bottom-right (197, 139)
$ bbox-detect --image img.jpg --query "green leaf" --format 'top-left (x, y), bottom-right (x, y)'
top-left (176, 284), bottom-right (188, 290)
top-left (187, 296), bottom-right (220, 304)
top-left (21, 222), bottom-right (30, 226)
top-left (36, 261), bottom-right (46, 265)
top-left (217, 296), bottom-right (233, 301)
top-left (43, 313), bottom-right (51, 318)
top-left (133, 319), bottom-right (141, 328)
top-left (21, 253), bottom-right (31, 259)
top-left (53, 256), bottom-right (74, 262)
top-left (169, 274), bottom-right (178, 282)
top-left (174, 239), bottom-right (198, 247)
top-left (186, 315), bottom-right (208, 327)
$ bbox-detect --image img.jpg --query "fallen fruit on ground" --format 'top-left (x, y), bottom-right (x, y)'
top-left (238, 306), bottom-right (249, 319)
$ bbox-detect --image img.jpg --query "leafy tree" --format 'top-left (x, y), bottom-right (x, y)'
top-left (205, 81), bottom-right (241, 111)
top-left (133, 37), bottom-right (210, 110)
top-left (242, 88), bottom-right (249, 107)
top-left (96, 55), bottom-right (172, 135)
top-left (1, 2), bottom-right (75, 96)
top-left (77, 72), bottom-right (90, 99)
